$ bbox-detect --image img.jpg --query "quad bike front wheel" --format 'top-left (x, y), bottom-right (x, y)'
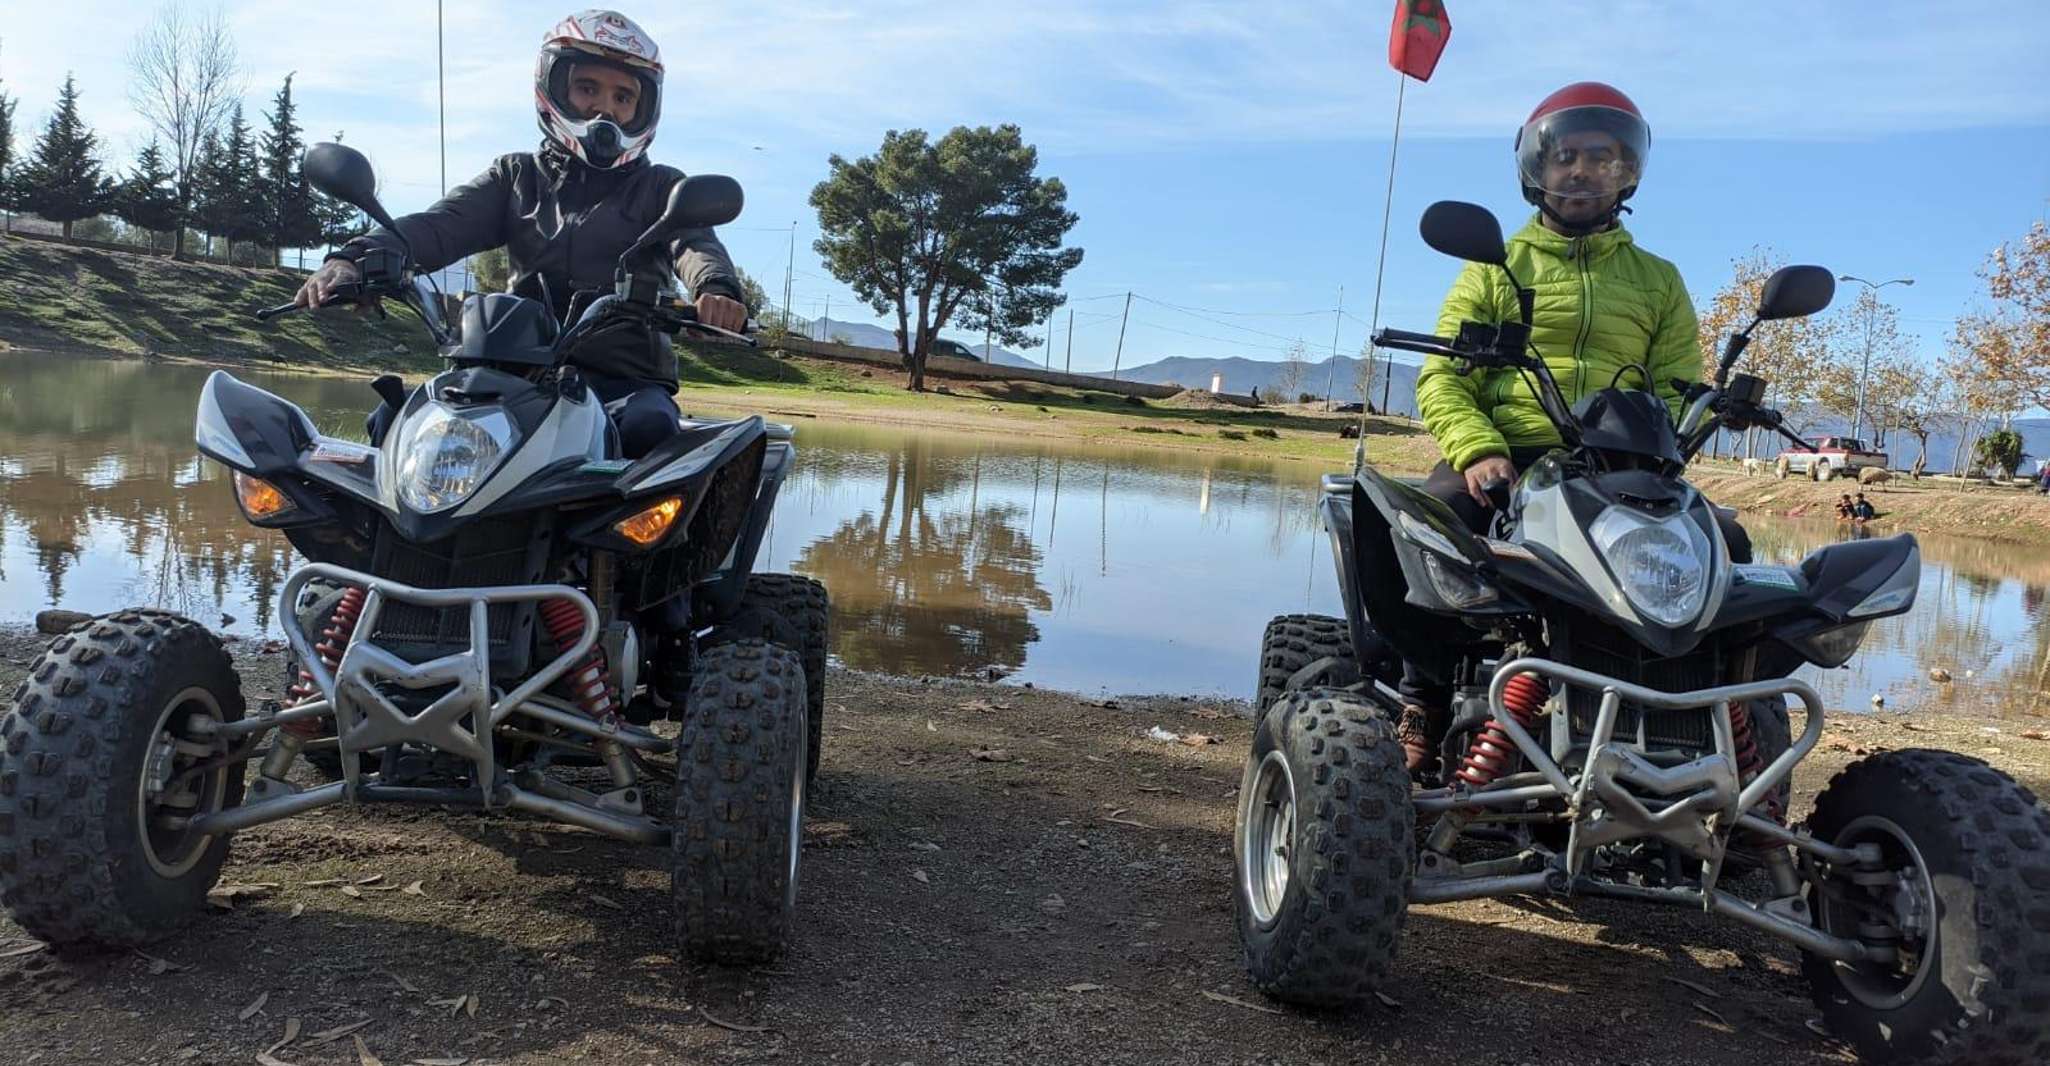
top-left (671, 638), bottom-right (808, 964)
top-left (1802, 749), bottom-right (2050, 1065)
top-left (1233, 687), bottom-right (1414, 1008)
top-left (709, 574), bottom-right (829, 783)
top-left (0, 610), bottom-right (245, 948)
top-left (1254, 615), bottom-right (1354, 713)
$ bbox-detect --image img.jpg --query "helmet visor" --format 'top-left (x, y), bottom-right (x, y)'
top-left (544, 48), bottom-right (660, 136)
top-left (1517, 105), bottom-right (1649, 200)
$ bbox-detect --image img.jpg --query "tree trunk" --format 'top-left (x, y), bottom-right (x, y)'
top-left (62, 220), bottom-right (74, 239)
top-left (172, 222), bottom-right (186, 261)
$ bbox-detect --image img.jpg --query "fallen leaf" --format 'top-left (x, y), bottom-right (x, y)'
top-left (1664, 976), bottom-right (1722, 999)
top-left (2023, 730), bottom-right (2049, 741)
top-left (288, 903), bottom-right (306, 919)
top-left (1805, 1017), bottom-right (1831, 1038)
top-left (1373, 990), bottom-right (1402, 1010)
top-left (306, 1019), bottom-right (374, 1046)
top-left (535, 997), bottom-right (567, 1010)
top-left (428, 996), bottom-right (468, 1016)
top-left (1178, 733), bottom-right (1222, 747)
top-left (353, 1034), bottom-right (384, 1066)
top-left (402, 880), bottom-right (427, 897)
top-left (969, 748), bottom-right (1013, 762)
top-left (1066, 982), bottom-right (1104, 992)
top-left (1200, 990), bottom-right (1283, 1015)
top-left (1692, 1000), bottom-right (1730, 1027)
top-left (1191, 707), bottom-right (1232, 720)
top-left (1102, 815), bottom-right (1156, 830)
top-left (465, 994), bottom-right (478, 1019)
top-left (240, 992), bottom-right (270, 1021)
top-left (301, 879), bottom-right (343, 888)
top-left (0, 942), bottom-right (47, 959)
top-left (354, 874), bottom-right (385, 886)
top-left (907, 840), bottom-right (941, 852)
top-left (911, 869), bottom-right (930, 884)
top-left (207, 883), bottom-right (278, 910)
top-left (256, 1017), bottom-right (303, 1066)
top-left (340, 885), bottom-right (363, 898)
top-left (381, 970), bottom-right (419, 993)
top-left (957, 699), bottom-right (1001, 713)
top-left (927, 719), bottom-right (937, 732)
top-left (590, 894), bottom-right (623, 911)
top-left (136, 951), bottom-right (185, 974)
top-left (701, 1009), bottom-right (770, 1033)
top-left (1899, 722), bottom-right (1925, 732)
top-left (1084, 754), bottom-right (1110, 763)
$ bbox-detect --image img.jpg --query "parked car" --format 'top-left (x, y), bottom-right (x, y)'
top-left (930, 339), bottom-right (982, 362)
top-left (1776, 435), bottom-right (1887, 481)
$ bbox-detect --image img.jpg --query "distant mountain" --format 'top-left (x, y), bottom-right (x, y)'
top-left (798, 317), bottom-right (1042, 368)
top-left (1113, 354), bottom-right (1424, 416)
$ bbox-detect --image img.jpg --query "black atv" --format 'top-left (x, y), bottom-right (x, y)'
top-left (1234, 201), bottom-right (2050, 1065)
top-left (0, 144), bottom-right (829, 966)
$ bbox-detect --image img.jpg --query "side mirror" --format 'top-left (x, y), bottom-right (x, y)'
top-left (619, 175), bottom-right (745, 268)
top-left (1419, 201), bottom-right (1507, 266)
top-left (302, 142), bottom-right (399, 234)
top-left (1758, 265), bottom-right (1834, 321)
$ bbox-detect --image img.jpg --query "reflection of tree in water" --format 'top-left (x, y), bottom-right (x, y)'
top-left (1, 357), bottom-right (324, 628)
top-left (795, 444), bottom-right (1051, 677)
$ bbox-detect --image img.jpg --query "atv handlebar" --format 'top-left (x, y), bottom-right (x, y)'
top-left (255, 283), bottom-right (371, 321)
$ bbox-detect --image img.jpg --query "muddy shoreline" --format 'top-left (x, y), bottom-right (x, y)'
top-left (4, 622), bottom-right (2048, 1064)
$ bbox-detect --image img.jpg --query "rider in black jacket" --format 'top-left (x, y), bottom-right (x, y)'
top-left (294, 9), bottom-right (746, 457)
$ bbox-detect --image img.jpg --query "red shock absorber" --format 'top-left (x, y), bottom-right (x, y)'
top-left (1729, 701), bottom-right (1784, 820)
top-left (1454, 672), bottom-right (1550, 789)
top-left (539, 598), bottom-right (619, 722)
top-left (283, 585), bottom-right (367, 736)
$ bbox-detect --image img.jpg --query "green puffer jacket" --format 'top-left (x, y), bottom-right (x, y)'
top-left (1415, 214), bottom-right (1701, 471)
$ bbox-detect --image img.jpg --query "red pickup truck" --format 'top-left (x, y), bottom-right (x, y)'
top-left (1776, 436), bottom-right (1888, 481)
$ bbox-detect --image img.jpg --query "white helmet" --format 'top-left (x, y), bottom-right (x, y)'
top-left (534, 10), bottom-right (663, 169)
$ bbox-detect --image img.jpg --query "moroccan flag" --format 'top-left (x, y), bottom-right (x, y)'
top-left (1389, 0), bottom-right (1451, 81)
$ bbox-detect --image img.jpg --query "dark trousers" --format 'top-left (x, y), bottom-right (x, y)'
top-left (1396, 451), bottom-right (1753, 709)
top-left (365, 372), bottom-right (680, 460)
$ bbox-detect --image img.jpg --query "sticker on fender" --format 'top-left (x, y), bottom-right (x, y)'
top-left (580, 459), bottom-right (634, 474)
top-left (1733, 565), bottom-right (1800, 590)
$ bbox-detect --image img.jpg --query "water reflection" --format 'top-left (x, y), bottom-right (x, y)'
top-left (4, 351), bottom-right (2048, 709)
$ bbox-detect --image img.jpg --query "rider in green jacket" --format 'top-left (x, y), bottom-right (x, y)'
top-left (1398, 82), bottom-right (1747, 776)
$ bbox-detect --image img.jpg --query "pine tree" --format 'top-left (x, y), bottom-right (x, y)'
top-left (0, 87), bottom-right (18, 219)
top-left (188, 127), bottom-right (224, 257)
top-left (258, 74), bottom-right (318, 264)
top-left (18, 73), bottom-right (113, 238)
top-left (114, 139), bottom-right (182, 246)
top-left (194, 102), bottom-right (263, 261)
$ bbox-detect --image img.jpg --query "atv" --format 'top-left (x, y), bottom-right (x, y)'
top-left (0, 144), bottom-right (829, 965)
top-left (1235, 201), bottom-right (2050, 1064)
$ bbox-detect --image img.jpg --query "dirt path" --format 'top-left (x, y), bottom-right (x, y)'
top-left (3, 628), bottom-right (2048, 1065)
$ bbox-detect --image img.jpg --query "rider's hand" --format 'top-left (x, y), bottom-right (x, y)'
top-left (1461, 455), bottom-right (1517, 507)
top-left (695, 293), bottom-right (748, 332)
top-left (295, 259), bottom-right (367, 311)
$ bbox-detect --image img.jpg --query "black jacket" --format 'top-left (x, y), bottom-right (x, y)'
top-left (335, 146), bottom-right (743, 390)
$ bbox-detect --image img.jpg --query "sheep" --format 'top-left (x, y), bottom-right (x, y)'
top-left (1858, 466), bottom-right (1892, 488)
top-left (1741, 457), bottom-right (1765, 476)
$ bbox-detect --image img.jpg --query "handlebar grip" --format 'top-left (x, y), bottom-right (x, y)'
top-left (254, 285), bottom-right (367, 323)
top-left (1374, 327), bottom-right (1450, 348)
top-left (1480, 476), bottom-right (1513, 513)
top-left (254, 302), bottom-right (299, 321)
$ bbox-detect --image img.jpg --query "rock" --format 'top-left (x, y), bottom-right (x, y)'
top-left (1929, 667), bottom-right (1953, 684)
top-left (35, 609), bottom-right (94, 635)
top-left (982, 665), bottom-right (1009, 681)
top-left (859, 369), bottom-right (874, 377)
top-left (1871, 694), bottom-right (1886, 708)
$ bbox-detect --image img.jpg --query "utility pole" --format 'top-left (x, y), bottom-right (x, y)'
top-left (1322, 285), bottom-right (1344, 409)
top-left (1044, 312), bottom-right (1054, 368)
top-left (1840, 273), bottom-right (1914, 442)
top-left (1111, 291), bottom-right (1132, 380)
top-left (821, 293), bottom-right (830, 342)
top-left (1064, 309), bottom-right (1074, 373)
top-left (437, 2), bottom-right (446, 196)
top-left (782, 221), bottom-right (796, 331)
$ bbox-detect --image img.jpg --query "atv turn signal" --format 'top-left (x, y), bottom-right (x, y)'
top-left (614, 496), bottom-right (684, 547)
top-left (233, 471), bottom-right (296, 521)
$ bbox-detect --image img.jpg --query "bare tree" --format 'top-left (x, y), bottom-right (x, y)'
top-left (1353, 339), bottom-right (1383, 412)
top-left (127, 1), bottom-right (239, 259)
top-left (1273, 340), bottom-right (1309, 402)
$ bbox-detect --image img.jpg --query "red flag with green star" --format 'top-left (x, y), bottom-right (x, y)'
top-left (1389, 0), bottom-right (1451, 81)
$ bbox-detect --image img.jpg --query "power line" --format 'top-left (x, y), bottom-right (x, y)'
top-left (1135, 295), bottom-right (1337, 318)
top-left (1132, 295), bottom-right (1311, 345)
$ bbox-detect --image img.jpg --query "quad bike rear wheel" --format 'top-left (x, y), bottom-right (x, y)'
top-left (1255, 614), bottom-right (1361, 712)
top-left (0, 610), bottom-right (245, 948)
top-left (1802, 749), bottom-right (2050, 1065)
top-left (671, 638), bottom-right (808, 964)
top-left (1233, 687), bottom-right (1414, 1007)
top-left (708, 574), bottom-right (829, 783)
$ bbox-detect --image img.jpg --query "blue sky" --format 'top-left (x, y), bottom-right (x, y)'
top-left (5, 1), bottom-right (2047, 375)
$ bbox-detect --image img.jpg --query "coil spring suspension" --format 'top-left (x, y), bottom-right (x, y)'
top-left (1454, 673), bottom-right (1549, 789)
top-left (540, 598), bottom-right (619, 723)
top-left (282, 586), bottom-right (366, 735)
top-left (1730, 701), bottom-right (1785, 821)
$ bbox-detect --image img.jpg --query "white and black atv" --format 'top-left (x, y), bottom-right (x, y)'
top-left (1234, 201), bottom-right (2050, 1064)
top-left (0, 144), bottom-right (827, 965)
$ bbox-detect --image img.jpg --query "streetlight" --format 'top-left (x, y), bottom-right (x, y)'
top-left (1838, 273), bottom-right (1914, 443)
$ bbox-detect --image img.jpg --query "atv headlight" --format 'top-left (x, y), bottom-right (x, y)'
top-left (1591, 507), bottom-right (1711, 627)
top-left (394, 403), bottom-right (513, 513)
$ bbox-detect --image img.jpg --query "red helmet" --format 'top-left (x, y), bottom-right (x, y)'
top-left (1514, 82), bottom-right (1650, 211)
top-left (534, 10), bottom-right (664, 169)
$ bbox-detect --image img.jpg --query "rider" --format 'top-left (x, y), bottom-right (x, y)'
top-left (294, 9), bottom-right (748, 458)
top-left (1398, 82), bottom-right (1750, 777)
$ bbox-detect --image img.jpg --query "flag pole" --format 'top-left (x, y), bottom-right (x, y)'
top-left (1353, 69), bottom-right (1409, 473)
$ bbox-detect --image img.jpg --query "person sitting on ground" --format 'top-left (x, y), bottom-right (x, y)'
top-left (1852, 493), bottom-right (1877, 522)
top-left (1835, 493), bottom-right (1855, 520)
top-left (292, 9), bottom-right (748, 459)
top-left (1398, 82), bottom-right (1753, 779)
